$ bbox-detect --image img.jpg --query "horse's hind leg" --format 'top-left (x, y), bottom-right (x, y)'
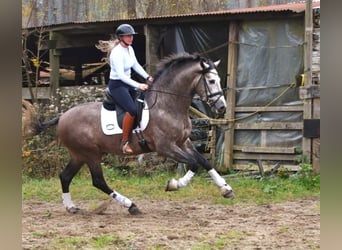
top-left (86, 158), bottom-right (142, 215)
top-left (59, 157), bottom-right (84, 213)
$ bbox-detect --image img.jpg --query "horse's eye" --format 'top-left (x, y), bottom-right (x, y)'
top-left (209, 79), bottom-right (216, 84)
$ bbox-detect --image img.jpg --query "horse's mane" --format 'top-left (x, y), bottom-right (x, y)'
top-left (153, 53), bottom-right (203, 81)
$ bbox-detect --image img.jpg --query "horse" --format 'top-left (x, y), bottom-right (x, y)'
top-left (35, 53), bottom-right (234, 215)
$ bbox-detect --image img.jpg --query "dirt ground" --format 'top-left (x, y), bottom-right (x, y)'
top-left (22, 197), bottom-right (320, 249)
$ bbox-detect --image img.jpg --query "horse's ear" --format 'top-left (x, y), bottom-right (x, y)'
top-left (214, 60), bottom-right (221, 68)
top-left (201, 59), bottom-right (210, 70)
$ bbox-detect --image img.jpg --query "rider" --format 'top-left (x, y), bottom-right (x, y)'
top-left (108, 23), bottom-right (153, 154)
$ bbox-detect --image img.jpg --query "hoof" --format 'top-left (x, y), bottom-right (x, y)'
top-left (66, 206), bottom-right (82, 214)
top-left (128, 203), bottom-right (142, 215)
top-left (165, 178), bottom-right (178, 191)
top-left (221, 188), bottom-right (235, 199)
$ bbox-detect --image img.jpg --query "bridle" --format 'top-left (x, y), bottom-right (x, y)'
top-left (199, 66), bottom-right (224, 108)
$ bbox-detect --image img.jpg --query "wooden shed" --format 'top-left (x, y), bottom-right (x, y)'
top-left (22, 1), bottom-right (320, 173)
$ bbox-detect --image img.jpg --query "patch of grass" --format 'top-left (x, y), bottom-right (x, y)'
top-left (192, 230), bottom-right (248, 250)
top-left (22, 176), bottom-right (61, 202)
top-left (52, 234), bottom-right (132, 249)
top-left (278, 226), bottom-right (290, 234)
top-left (53, 236), bottom-right (89, 249)
top-left (31, 231), bottom-right (45, 238)
top-left (22, 165), bottom-right (320, 206)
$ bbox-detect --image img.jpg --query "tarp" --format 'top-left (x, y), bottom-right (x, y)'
top-left (158, 23), bottom-right (229, 115)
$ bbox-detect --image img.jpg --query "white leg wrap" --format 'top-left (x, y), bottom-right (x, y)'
top-left (177, 170), bottom-right (195, 188)
top-left (62, 192), bottom-right (75, 208)
top-left (111, 191), bottom-right (132, 208)
top-left (208, 169), bottom-right (232, 190)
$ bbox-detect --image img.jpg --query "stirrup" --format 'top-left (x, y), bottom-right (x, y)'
top-left (122, 141), bottom-right (133, 154)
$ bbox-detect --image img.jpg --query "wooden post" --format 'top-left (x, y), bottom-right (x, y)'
top-left (49, 31), bottom-right (61, 111)
top-left (222, 22), bottom-right (239, 172)
top-left (74, 62), bottom-right (82, 85)
top-left (302, 0), bottom-right (313, 164)
top-left (144, 24), bottom-right (159, 74)
top-left (143, 24), bottom-right (152, 74)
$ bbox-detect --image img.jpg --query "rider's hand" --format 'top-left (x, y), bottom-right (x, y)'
top-left (146, 76), bottom-right (154, 85)
top-left (138, 83), bottom-right (149, 91)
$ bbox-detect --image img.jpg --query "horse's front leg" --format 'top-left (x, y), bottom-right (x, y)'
top-left (165, 139), bottom-right (234, 199)
top-left (190, 145), bottom-right (234, 199)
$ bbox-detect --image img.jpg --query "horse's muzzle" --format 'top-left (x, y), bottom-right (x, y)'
top-left (211, 97), bottom-right (226, 115)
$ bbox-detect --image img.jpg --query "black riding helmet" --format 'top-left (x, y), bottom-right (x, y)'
top-left (115, 24), bottom-right (138, 36)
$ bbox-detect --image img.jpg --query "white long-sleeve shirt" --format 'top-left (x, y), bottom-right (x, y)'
top-left (109, 43), bottom-right (149, 88)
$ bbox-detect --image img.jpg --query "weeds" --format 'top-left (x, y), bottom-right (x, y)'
top-left (295, 163), bottom-right (320, 189)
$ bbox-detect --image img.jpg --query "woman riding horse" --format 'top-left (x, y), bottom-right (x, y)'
top-left (108, 23), bottom-right (153, 154)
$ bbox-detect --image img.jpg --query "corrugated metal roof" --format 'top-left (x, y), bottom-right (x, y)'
top-left (26, 2), bottom-right (320, 29)
top-left (75, 2), bottom-right (320, 24)
top-left (144, 1), bottom-right (320, 20)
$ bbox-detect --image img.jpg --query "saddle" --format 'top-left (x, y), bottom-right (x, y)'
top-left (103, 87), bottom-right (145, 129)
top-left (102, 88), bottom-right (150, 151)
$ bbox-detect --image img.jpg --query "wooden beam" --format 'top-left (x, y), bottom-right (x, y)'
top-left (49, 31), bottom-right (61, 110)
top-left (234, 122), bottom-right (303, 130)
top-left (144, 24), bottom-right (151, 74)
top-left (189, 106), bottom-right (210, 119)
top-left (235, 105), bottom-right (303, 112)
top-left (209, 126), bottom-right (217, 166)
top-left (233, 145), bottom-right (297, 154)
top-left (41, 34), bottom-right (107, 50)
top-left (232, 163), bottom-right (300, 172)
top-left (222, 21), bottom-right (239, 172)
top-left (302, 0), bottom-right (313, 164)
top-left (234, 152), bottom-right (299, 161)
top-left (144, 24), bottom-right (160, 74)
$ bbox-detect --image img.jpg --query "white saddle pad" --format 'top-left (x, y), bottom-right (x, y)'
top-left (101, 102), bottom-right (149, 135)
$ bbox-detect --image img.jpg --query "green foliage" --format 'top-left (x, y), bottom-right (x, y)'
top-left (295, 163), bottom-right (320, 189)
top-left (22, 134), bottom-right (69, 178)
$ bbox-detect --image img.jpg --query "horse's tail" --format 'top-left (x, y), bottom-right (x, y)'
top-left (34, 116), bottom-right (60, 135)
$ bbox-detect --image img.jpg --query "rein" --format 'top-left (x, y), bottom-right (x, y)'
top-left (146, 62), bottom-right (225, 109)
top-left (147, 88), bottom-right (192, 99)
top-left (145, 87), bottom-right (192, 110)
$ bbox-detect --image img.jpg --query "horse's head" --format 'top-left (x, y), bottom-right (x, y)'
top-left (196, 58), bottom-right (227, 115)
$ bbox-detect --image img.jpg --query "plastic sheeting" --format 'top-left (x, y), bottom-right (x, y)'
top-left (236, 19), bottom-right (304, 107)
top-left (158, 23), bottom-right (229, 116)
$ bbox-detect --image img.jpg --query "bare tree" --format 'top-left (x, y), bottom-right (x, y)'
top-left (127, 0), bottom-right (137, 18)
top-left (22, 0), bottom-right (50, 103)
